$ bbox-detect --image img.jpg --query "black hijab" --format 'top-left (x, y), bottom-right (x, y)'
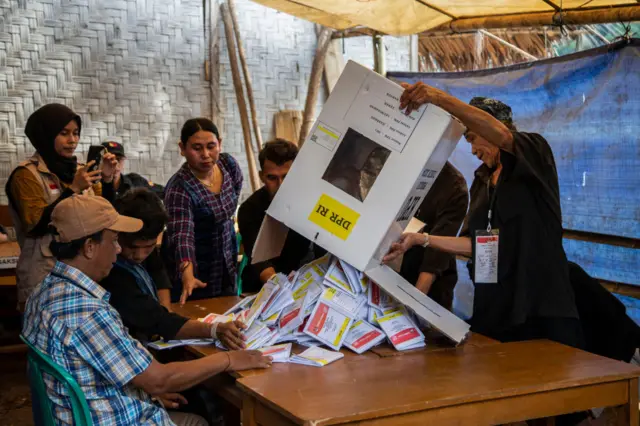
top-left (24, 104), bottom-right (81, 184)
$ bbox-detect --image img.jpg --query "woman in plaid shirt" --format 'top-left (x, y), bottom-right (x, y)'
top-left (163, 118), bottom-right (243, 304)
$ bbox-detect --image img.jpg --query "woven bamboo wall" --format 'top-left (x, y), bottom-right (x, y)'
top-left (217, 0), bottom-right (325, 197)
top-left (0, 0), bottom-right (412, 203)
top-left (0, 0), bottom-right (213, 204)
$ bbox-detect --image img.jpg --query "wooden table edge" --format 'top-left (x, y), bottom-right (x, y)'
top-left (236, 373), bottom-right (640, 425)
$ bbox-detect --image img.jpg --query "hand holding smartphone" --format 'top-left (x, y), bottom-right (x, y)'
top-left (86, 145), bottom-right (106, 173)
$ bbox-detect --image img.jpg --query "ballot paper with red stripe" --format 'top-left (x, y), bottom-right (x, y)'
top-left (199, 313), bottom-right (233, 325)
top-left (368, 280), bottom-right (394, 310)
top-left (258, 343), bottom-right (292, 363)
top-left (303, 298), bottom-right (353, 351)
top-left (344, 319), bottom-right (385, 354)
top-left (278, 295), bottom-right (307, 335)
top-left (377, 309), bottom-right (425, 350)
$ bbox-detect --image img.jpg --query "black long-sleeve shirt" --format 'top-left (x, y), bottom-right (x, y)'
top-left (238, 187), bottom-right (325, 293)
top-left (400, 162), bottom-right (469, 310)
top-left (100, 248), bottom-right (188, 342)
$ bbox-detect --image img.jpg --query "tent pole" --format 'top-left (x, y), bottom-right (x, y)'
top-left (373, 34), bottom-right (386, 75)
top-left (299, 27), bottom-right (333, 146)
top-left (479, 30), bottom-right (538, 61)
top-left (221, 3), bottom-right (260, 191)
top-left (228, 0), bottom-right (264, 154)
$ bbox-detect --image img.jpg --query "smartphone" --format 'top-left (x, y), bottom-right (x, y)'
top-left (86, 145), bottom-right (106, 173)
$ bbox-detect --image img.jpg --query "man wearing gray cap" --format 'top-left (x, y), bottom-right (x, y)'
top-left (22, 195), bottom-right (271, 426)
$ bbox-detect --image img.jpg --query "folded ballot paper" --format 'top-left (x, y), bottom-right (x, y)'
top-left (303, 287), bottom-right (364, 350)
top-left (148, 338), bottom-right (214, 350)
top-left (203, 252), bottom-right (446, 362)
top-left (377, 308), bottom-right (426, 350)
top-left (344, 319), bottom-right (386, 354)
top-left (258, 343), bottom-right (292, 363)
top-left (251, 60), bottom-right (470, 344)
top-left (289, 346), bottom-right (344, 367)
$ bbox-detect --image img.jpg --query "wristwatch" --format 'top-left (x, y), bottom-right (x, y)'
top-left (421, 232), bottom-right (430, 247)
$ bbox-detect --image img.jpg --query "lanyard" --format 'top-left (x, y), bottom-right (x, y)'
top-left (486, 171), bottom-right (504, 232)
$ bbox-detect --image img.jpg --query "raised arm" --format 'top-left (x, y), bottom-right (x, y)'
top-left (400, 82), bottom-right (514, 153)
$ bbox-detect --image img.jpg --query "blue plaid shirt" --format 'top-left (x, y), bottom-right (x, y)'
top-left (23, 261), bottom-right (175, 425)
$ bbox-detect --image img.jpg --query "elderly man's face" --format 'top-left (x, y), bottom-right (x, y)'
top-left (465, 131), bottom-right (500, 168)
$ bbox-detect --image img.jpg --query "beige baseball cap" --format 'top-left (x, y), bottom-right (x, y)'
top-left (51, 195), bottom-right (143, 242)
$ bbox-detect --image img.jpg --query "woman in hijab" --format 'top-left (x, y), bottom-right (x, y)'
top-left (6, 103), bottom-right (117, 308)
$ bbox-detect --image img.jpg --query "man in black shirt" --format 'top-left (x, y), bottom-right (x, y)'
top-left (102, 141), bottom-right (165, 199)
top-left (399, 162), bottom-right (468, 311)
top-left (238, 139), bottom-right (324, 293)
top-left (100, 188), bottom-right (245, 347)
top-left (385, 84), bottom-right (582, 351)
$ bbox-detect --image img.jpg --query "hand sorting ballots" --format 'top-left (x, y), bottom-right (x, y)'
top-left (227, 349), bottom-right (273, 371)
top-left (214, 320), bottom-right (247, 351)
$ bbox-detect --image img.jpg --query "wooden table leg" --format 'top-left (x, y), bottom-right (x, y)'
top-left (629, 378), bottom-right (639, 426)
top-left (243, 394), bottom-right (258, 426)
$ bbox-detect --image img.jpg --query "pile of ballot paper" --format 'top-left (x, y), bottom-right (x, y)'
top-left (199, 254), bottom-right (426, 364)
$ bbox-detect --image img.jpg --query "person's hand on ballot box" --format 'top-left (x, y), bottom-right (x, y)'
top-left (400, 82), bottom-right (448, 114)
top-left (215, 320), bottom-right (247, 351)
top-left (383, 233), bottom-right (424, 263)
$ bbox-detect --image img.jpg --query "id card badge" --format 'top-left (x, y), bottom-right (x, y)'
top-left (474, 229), bottom-right (499, 284)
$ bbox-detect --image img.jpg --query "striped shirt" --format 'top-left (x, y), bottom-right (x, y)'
top-left (22, 261), bottom-right (174, 425)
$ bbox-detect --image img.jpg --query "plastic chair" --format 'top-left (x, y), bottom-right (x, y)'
top-left (236, 233), bottom-right (248, 296)
top-left (20, 336), bottom-right (92, 426)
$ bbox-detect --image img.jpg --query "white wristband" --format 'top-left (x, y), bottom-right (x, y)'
top-left (421, 233), bottom-right (430, 247)
top-left (210, 322), bottom-right (219, 339)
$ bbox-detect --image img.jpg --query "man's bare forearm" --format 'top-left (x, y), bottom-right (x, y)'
top-left (175, 320), bottom-right (212, 340)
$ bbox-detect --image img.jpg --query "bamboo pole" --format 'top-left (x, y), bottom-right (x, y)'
top-left (221, 3), bottom-right (260, 191)
top-left (209, 0), bottom-right (221, 122)
top-left (299, 27), bottom-right (333, 146)
top-left (479, 30), bottom-right (539, 61)
top-left (425, 5), bottom-right (640, 35)
top-left (373, 34), bottom-right (386, 75)
top-left (228, 0), bottom-right (263, 154)
top-left (333, 5), bottom-right (640, 37)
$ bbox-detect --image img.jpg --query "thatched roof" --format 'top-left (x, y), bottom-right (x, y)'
top-left (417, 23), bottom-right (639, 72)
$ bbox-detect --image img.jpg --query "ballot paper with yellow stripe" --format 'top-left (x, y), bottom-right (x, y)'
top-left (251, 60), bottom-right (471, 344)
top-left (303, 288), bottom-right (359, 351)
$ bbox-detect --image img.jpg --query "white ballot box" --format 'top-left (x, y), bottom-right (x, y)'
top-left (252, 60), bottom-right (470, 343)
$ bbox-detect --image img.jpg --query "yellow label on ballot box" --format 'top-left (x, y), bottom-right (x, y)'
top-left (309, 194), bottom-right (360, 241)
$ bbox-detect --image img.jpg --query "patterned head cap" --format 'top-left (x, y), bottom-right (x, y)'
top-left (469, 97), bottom-right (513, 126)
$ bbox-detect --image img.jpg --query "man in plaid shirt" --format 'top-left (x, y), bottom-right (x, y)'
top-left (22, 195), bottom-right (271, 425)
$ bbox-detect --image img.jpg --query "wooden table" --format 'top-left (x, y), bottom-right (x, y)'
top-left (173, 298), bottom-right (640, 426)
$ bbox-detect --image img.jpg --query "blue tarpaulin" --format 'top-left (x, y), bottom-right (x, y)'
top-left (389, 39), bottom-right (639, 288)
